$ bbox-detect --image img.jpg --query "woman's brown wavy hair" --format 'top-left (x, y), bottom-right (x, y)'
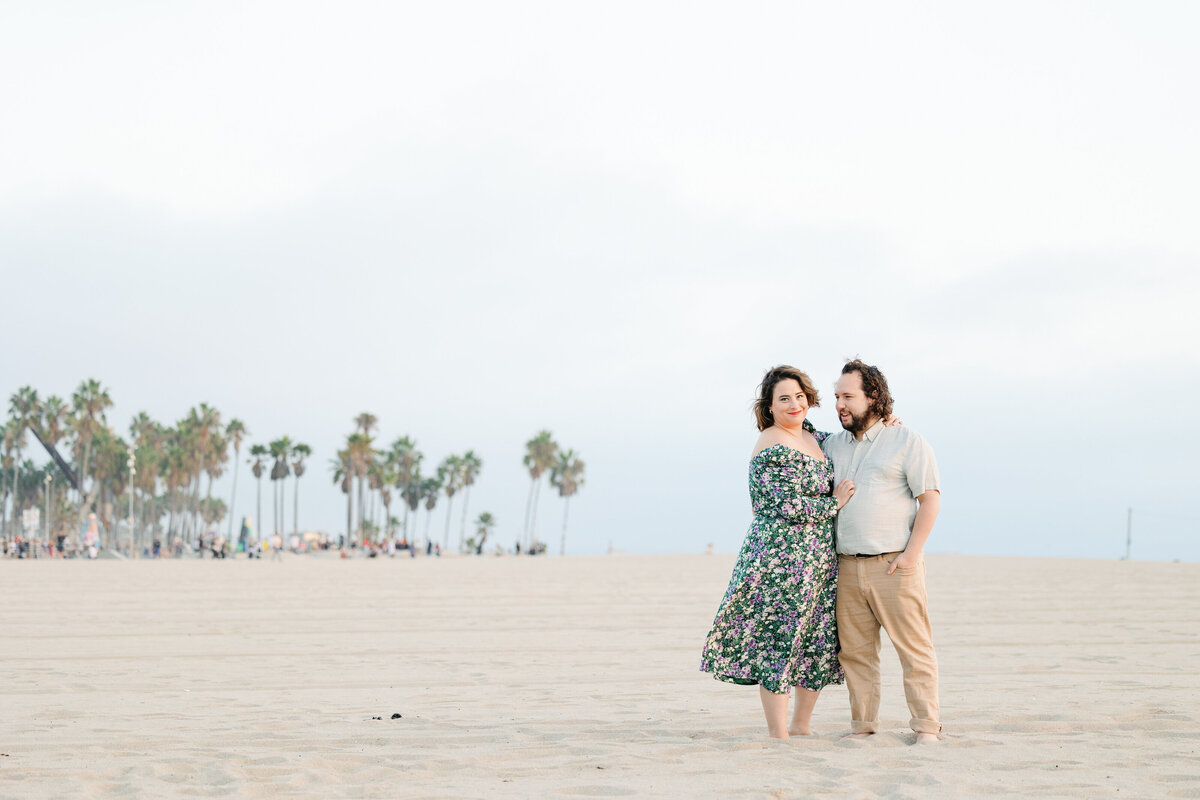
top-left (753, 365), bottom-right (820, 431)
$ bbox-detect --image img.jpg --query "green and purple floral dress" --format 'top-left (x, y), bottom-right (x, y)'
top-left (700, 420), bottom-right (845, 694)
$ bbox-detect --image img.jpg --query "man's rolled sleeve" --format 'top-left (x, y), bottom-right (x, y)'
top-left (904, 434), bottom-right (941, 498)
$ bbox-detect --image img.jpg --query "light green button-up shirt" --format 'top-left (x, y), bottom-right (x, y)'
top-left (820, 419), bottom-right (941, 556)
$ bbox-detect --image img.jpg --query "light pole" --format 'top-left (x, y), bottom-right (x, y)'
top-left (127, 452), bottom-right (137, 559)
top-left (43, 472), bottom-right (52, 550)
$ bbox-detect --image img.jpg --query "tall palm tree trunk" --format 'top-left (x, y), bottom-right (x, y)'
top-left (356, 476), bottom-right (364, 544)
top-left (292, 475), bottom-right (299, 539)
top-left (444, 497), bottom-right (454, 550)
top-left (523, 477), bottom-right (536, 551)
top-left (227, 451), bottom-right (240, 540)
top-left (204, 473), bottom-right (214, 539)
top-left (530, 479), bottom-right (543, 549)
top-left (191, 477), bottom-right (202, 544)
top-left (9, 462), bottom-right (18, 537)
top-left (78, 438), bottom-right (93, 522)
top-left (459, 486), bottom-right (471, 553)
top-left (345, 490), bottom-right (352, 550)
top-left (255, 477), bottom-right (262, 546)
top-left (560, 496), bottom-right (571, 556)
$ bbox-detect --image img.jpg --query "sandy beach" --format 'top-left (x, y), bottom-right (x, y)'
top-left (1, 553), bottom-right (1198, 799)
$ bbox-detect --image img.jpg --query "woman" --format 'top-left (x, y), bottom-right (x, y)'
top-left (700, 365), bottom-right (854, 739)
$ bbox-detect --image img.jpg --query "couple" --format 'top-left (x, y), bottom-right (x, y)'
top-left (699, 360), bottom-right (942, 743)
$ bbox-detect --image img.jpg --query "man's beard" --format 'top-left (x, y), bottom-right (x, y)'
top-left (840, 409), bottom-right (872, 435)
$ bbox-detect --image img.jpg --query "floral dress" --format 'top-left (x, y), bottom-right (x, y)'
top-left (699, 421), bottom-right (844, 694)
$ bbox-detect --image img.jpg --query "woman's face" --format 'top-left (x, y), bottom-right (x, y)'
top-left (769, 378), bottom-right (809, 429)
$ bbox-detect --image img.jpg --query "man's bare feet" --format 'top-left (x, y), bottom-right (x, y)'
top-left (787, 728), bottom-right (814, 737)
top-left (915, 733), bottom-right (939, 744)
top-left (844, 732), bottom-right (874, 740)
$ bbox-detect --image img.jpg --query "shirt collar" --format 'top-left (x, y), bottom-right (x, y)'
top-left (860, 418), bottom-right (886, 442)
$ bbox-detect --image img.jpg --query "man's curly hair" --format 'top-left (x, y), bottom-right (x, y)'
top-left (841, 359), bottom-right (894, 420)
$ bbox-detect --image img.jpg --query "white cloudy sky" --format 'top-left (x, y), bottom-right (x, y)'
top-left (3, 1), bottom-right (1198, 560)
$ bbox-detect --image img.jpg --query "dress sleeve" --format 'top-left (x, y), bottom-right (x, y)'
top-left (754, 450), bottom-right (839, 524)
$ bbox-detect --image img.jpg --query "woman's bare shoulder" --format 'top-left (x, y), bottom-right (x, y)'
top-left (751, 427), bottom-right (787, 459)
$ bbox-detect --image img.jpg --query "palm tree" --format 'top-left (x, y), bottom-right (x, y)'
top-left (199, 497), bottom-right (227, 527)
top-left (249, 444), bottom-right (268, 543)
top-left (86, 426), bottom-right (131, 542)
top-left (268, 437), bottom-right (292, 537)
top-left (128, 411), bottom-right (161, 552)
top-left (402, 466), bottom-right (423, 545)
top-left (437, 454), bottom-right (463, 551)
top-left (202, 428), bottom-right (228, 540)
top-left (422, 473), bottom-right (443, 549)
top-left (130, 414), bottom-right (163, 552)
top-left (225, 419), bottom-right (248, 540)
top-left (352, 414), bottom-right (378, 542)
top-left (2, 419), bottom-right (25, 536)
top-left (523, 430), bottom-right (559, 551)
top-left (290, 442), bottom-right (311, 538)
top-left (458, 450), bottom-right (483, 552)
top-left (354, 413), bottom-right (378, 437)
top-left (190, 404), bottom-right (222, 539)
top-left (164, 436), bottom-right (188, 544)
top-left (375, 451), bottom-right (398, 541)
top-left (550, 449), bottom-right (586, 556)
top-left (37, 395), bottom-right (69, 462)
top-left (170, 414), bottom-right (200, 541)
top-left (366, 456), bottom-right (384, 540)
top-left (7, 386), bottom-right (39, 535)
top-left (345, 431), bottom-right (375, 545)
top-left (389, 436), bottom-right (422, 540)
top-left (467, 511), bottom-right (496, 554)
top-left (331, 448), bottom-right (353, 549)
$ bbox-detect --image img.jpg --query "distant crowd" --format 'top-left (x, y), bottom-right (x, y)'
top-left (1, 531), bottom-right (549, 559)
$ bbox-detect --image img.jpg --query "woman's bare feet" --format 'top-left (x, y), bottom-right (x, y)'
top-left (844, 732), bottom-right (874, 740)
top-left (915, 733), bottom-right (939, 744)
top-left (759, 686), bottom-right (790, 739)
top-left (788, 688), bottom-right (820, 738)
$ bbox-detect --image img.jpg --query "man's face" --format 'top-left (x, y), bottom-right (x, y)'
top-left (834, 371), bottom-right (874, 434)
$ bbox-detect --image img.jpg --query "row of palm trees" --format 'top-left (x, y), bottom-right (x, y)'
top-left (4, 383), bottom-right (587, 555)
top-left (522, 430), bottom-right (586, 555)
top-left (248, 438), bottom-right (312, 546)
top-left (2, 380), bottom-right (309, 554)
top-left (326, 416), bottom-right (586, 554)
top-left (328, 413), bottom-right (489, 552)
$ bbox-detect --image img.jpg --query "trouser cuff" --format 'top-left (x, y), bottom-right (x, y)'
top-left (851, 720), bottom-right (878, 734)
top-left (911, 718), bottom-right (941, 734)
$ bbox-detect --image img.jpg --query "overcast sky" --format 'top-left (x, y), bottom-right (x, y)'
top-left (3, 1), bottom-right (1198, 560)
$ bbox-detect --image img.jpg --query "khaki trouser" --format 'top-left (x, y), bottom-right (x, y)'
top-left (836, 553), bottom-right (941, 734)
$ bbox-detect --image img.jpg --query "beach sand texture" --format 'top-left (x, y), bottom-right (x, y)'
top-left (2, 553), bottom-right (1198, 799)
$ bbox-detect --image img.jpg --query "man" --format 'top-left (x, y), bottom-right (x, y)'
top-left (821, 359), bottom-right (942, 743)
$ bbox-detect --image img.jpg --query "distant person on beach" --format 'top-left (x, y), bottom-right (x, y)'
top-left (270, 533), bottom-right (284, 562)
top-left (700, 366), bottom-right (856, 738)
top-left (822, 359), bottom-right (942, 744)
